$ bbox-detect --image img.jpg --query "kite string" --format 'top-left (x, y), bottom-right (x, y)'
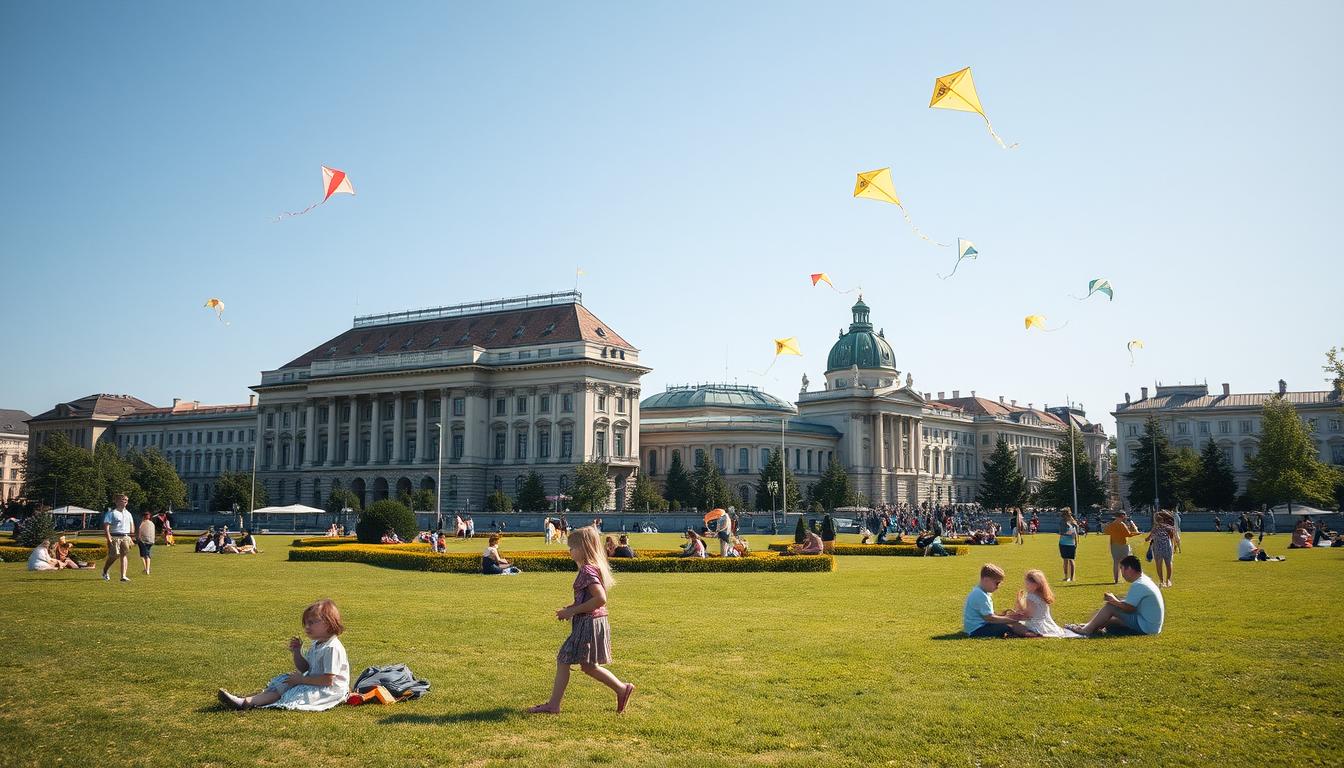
top-left (983, 117), bottom-right (1019, 150)
top-left (900, 207), bottom-right (952, 248)
top-left (937, 257), bottom-right (965, 281)
top-left (272, 199), bottom-right (326, 222)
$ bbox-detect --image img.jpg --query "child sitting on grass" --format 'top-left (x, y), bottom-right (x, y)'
top-left (218, 599), bottom-right (350, 711)
top-left (962, 564), bottom-right (1039, 638)
top-left (528, 526), bottom-right (635, 715)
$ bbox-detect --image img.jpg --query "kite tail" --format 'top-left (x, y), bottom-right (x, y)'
top-left (272, 199), bottom-right (324, 222)
top-left (984, 118), bottom-right (1019, 150)
top-left (746, 359), bottom-right (778, 377)
top-left (937, 258), bottom-right (964, 280)
top-left (827, 284), bottom-right (861, 294)
top-left (900, 208), bottom-right (952, 248)
top-left (1042, 320), bottom-right (1070, 333)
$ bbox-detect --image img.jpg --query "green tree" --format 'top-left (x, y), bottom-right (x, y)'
top-left (977, 437), bottom-right (1027, 509)
top-left (515, 472), bottom-right (548, 511)
top-left (1123, 415), bottom-right (1188, 510)
top-left (94, 442), bottom-right (142, 509)
top-left (324, 488), bottom-right (361, 516)
top-left (1190, 440), bottom-right (1237, 511)
top-left (1247, 395), bottom-right (1341, 507)
top-left (690, 452), bottom-right (733, 510)
top-left (211, 471), bottom-right (267, 513)
top-left (129, 448), bottom-right (187, 512)
top-left (570, 461), bottom-right (612, 512)
top-left (24, 433), bottom-right (103, 510)
top-left (792, 515), bottom-right (807, 543)
top-left (1036, 430), bottom-right (1106, 510)
top-left (407, 488), bottom-right (436, 512)
top-left (754, 449), bottom-right (802, 512)
top-left (630, 471), bottom-right (668, 512)
top-left (356, 499), bottom-right (416, 543)
top-left (16, 508), bottom-right (57, 548)
top-left (1325, 346), bottom-right (1344, 396)
top-left (662, 452), bottom-right (694, 507)
top-left (1171, 447), bottom-right (1201, 509)
top-left (485, 489), bottom-right (513, 513)
top-left (810, 459), bottom-right (854, 511)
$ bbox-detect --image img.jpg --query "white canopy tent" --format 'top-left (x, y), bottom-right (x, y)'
top-left (1269, 504), bottom-right (1333, 517)
top-left (249, 504), bottom-right (330, 533)
top-left (49, 505), bottom-right (102, 529)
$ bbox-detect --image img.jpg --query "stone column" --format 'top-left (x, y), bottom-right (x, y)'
top-left (438, 389), bottom-right (449, 463)
top-left (303, 401), bottom-right (316, 467)
top-left (370, 394), bottom-right (382, 464)
top-left (392, 393), bottom-right (404, 463)
top-left (254, 407), bottom-right (267, 469)
top-left (326, 398), bottom-right (338, 467)
top-left (576, 385), bottom-right (591, 461)
top-left (463, 388), bottom-right (481, 461)
top-left (414, 390), bottom-right (428, 462)
top-left (346, 396), bottom-right (359, 465)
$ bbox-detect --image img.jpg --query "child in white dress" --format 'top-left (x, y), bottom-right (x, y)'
top-left (218, 599), bottom-right (350, 710)
top-left (1009, 570), bottom-right (1082, 638)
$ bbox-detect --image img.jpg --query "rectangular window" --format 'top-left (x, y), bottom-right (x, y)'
top-left (429, 399), bottom-right (441, 418)
top-left (340, 406), bottom-right (350, 421)
top-left (598, 395), bottom-right (608, 412)
top-left (1177, 422), bottom-right (1188, 435)
top-left (383, 402), bottom-right (394, 420)
top-left (617, 397), bottom-right (626, 413)
top-left (319, 406), bottom-right (329, 422)
top-left (614, 432), bottom-right (625, 458)
top-left (383, 436), bottom-right (393, 458)
top-left (429, 432), bottom-right (439, 458)
top-left (596, 431), bottom-right (607, 458)
top-left (794, 449), bottom-right (801, 470)
top-left (561, 430), bottom-right (574, 459)
top-left (207, 432), bottom-right (213, 444)
top-left (1328, 419), bottom-right (1341, 432)
top-left (562, 393), bottom-right (574, 413)
top-left (516, 396), bottom-right (528, 415)
top-left (1333, 445), bottom-right (1344, 465)
top-left (714, 448), bottom-right (725, 472)
top-left (361, 403), bottom-right (372, 420)
top-left (359, 438), bottom-right (369, 463)
top-left (540, 395), bottom-right (551, 413)
top-left (516, 432), bottom-right (528, 459)
top-left (407, 436), bottom-right (416, 458)
top-left (452, 398), bottom-right (465, 417)
top-left (494, 432), bottom-right (506, 460)
top-left (216, 430), bottom-right (223, 443)
top-left (1240, 420), bottom-right (1252, 434)
top-left (496, 398), bottom-right (506, 416)
top-left (982, 433), bottom-right (989, 445)
top-left (283, 412), bottom-right (291, 427)
top-left (1199, 422), bottom-right (1209, 434)
top-left (539, 430), bottom-right (550, 458)
top-left (739, 448), bottom-right (749, 472)
top-left (1307, 418), bottom-right (1318, 432)
top-left (1220, 421), bottom-right (1231, 434)
top-left (267, 413), bottom-right (275, 427)
top-left (761, 448), bottom-right (771, 468)
top-left (408, 400), bottom-right (418, 419)
top-left (451, 433), bottom-right (464, 459)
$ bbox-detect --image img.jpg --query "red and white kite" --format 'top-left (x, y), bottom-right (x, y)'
top-left (275, 166), bottom-right (356, 220)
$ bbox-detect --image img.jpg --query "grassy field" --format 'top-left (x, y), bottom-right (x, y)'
top-left (1, 531), bottom-right (1340, 767)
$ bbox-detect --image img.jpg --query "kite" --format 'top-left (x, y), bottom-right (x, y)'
top-left (751, 337), bottom-right (802, 375)
top-left (929, 67), bottom-right (1018, 149)
top-left (1073, 278), bottom-right (1114, 301)
top-left (1024, 314), bottom-right (1067, 332)
top-left (1127, 339), bottom-right (1144, 364)
top-left (853, 168), bottom-right (951, 247)
top-left (810, 272), bottom-right (859, 294)
top-left (938, 239), bottom-right (979, 279)
top-left (203, 298), bottom-right (228, 325)
top-left (275, 165), bottom-right (355, 220)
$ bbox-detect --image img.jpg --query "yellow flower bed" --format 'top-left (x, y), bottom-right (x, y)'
top-left (766, 542), bottom-right (968, 557)
top-left (288, 543), bottom-right (835, 573)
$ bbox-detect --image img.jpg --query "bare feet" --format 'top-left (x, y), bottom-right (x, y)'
top-left (616, 683), bottom-right (635, 714)
top-left (218, 689), bottom-right (246, 710)
top-left (526, 704), bottom-right (560, 714)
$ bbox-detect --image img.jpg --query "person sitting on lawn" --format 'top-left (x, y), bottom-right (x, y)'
top-left (27, 539), bottom-right (63, 571)
top-left (680, 529), bottom-right (707, 558)
top-left (235, 529), bottom-right (259, 555)
top-left (604, 535), bottom-right (618, 558)
top-left (1007, 570), bottom-right (1081, 638)
top-left (482, 533), bottom-right (521, 575)
top-left (1066, 555), bottom-right (1165, 637)
top-left (215, 530), bottom-right (241, 554)
top-left (1238, 531), bottom-right (1284, 561)
top-left (786, 529), bottom-right (824, 556)
top-left (610, 534), bottom-right (636, 559)
top-left (731, 536), bottom-right (749, 557)
top-left (196, 529), bottom-right (217, 553)
top-left (218, 598), bottom-right (349, 711)
top-left (1289, 523), bottom-right (1312, 549)
top-left (51, 536), bottom-right (92, 569)
top-left (962, 563), bottom-right (1038, 638)
top-left (380, 529), bottom-right (402, 545)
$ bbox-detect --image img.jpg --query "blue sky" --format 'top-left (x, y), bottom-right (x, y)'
top-left (3, 1), bottom-right (1340, 433)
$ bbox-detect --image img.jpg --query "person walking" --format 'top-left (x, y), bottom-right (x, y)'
top-left (136, 510), bottom-right (156, 575)
top-left (1145, 511), bottom-right (1180, 588)
top-left (1102, 511), bottom-right (1144, 585)
top-left (101, 493), bottom-right (135, 583)
top-left (1013, 508), bottom-right (1025, 545)
top-left (1058, 508), bottom-right (1079, 583)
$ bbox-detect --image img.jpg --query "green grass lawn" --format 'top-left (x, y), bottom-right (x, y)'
top-left (1, 531), bottom-right (1340, 767)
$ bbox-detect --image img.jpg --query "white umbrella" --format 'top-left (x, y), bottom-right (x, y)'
top-left (1269, 504), bottom-right (1332, 517)
top-left (251, 504), bottom-right (325, 515)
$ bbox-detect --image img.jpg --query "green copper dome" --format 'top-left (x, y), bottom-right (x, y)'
top-left (826, 297), bottom-right (896, 373)
top-left (641, 384), bottom-right (795, 414)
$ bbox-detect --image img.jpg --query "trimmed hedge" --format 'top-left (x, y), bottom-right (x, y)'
top-left (877, 537), bottom-right (997, 547)
top-left (288, 544), bottom-right (835, 573)
top-left (1, 542), bottom-right (110, 563)
top-left (767, 542), bottom-right (968, 557)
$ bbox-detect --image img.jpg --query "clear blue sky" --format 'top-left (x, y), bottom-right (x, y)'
top-left (3, 1), bottom-right (1341, 433)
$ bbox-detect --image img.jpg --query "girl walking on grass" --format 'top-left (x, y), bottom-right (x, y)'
top-left (217, 599), bottom-right (349, 711)
top-left (528, 526), bottom-right (635, 715)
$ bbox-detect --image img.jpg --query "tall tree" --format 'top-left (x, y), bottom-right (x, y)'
top-left (1191, 440), bottom-right (1237, 511)
top-left (24, 432), bottom-right (103, 510)
top-left (662, 452), bottom-right (694, 507)
top-left (485, 489), bottom-right (513, 513)
top-left (977, 437), bottom-right (1027, 509)
top-left (1170, 447), bottom-right (1201, 509)
top-left (1247, 395), bottom-right (1341, 507)
top-left (629, 471), bottom-right (668, 512)
top-left (93, 442), bottom-right (142, 509)
top-left (212, 471), bottom-right (267, 513)
top-left (1124, 415), bottom-right (1189, 510)
top-left (570, 461), bottom-right (612, 512)
top-left (1037, 430), bottom-right (1106, 510)
top-left (129, 448), bottom-right (187, 512)
top-left (515, 471), bottom-right (548, 511)
top-left (324, 488), bottom-right (361, 516)
top-left (407, 488), bottom-right (436, 512)
top-left (810, 459), bottom-right (854, 511)
top-left (1325, 346), bottom-right (1344, 396)
top-left (690, 452), bottom-right (733, 510)
top-left (754, 449), bottom-right (802, 512)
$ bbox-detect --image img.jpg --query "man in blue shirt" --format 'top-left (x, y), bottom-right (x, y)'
top-left (1068, 555), bottom-right (1165, 636)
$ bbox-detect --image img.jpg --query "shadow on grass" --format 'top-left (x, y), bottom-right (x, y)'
top-left (380, 706), bottom-right (515, 725)
top-left (930, 632), bottom-right (969, 641)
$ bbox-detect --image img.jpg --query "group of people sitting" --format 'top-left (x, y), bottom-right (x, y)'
top-left (195, 527), bottom-right (259, 554)
top-left (604, 535), bottom-right (636, 558)
top-left (1289, 517), bottom-right (1340, 548)
top-left (963, 556), bottom-right (1165, 639)
top-left (680, 528), bottom-right (750, 558)
top-left (323, 523), bottom-right (348, 537)
top-left (26, 536), bottom-right (97, 571)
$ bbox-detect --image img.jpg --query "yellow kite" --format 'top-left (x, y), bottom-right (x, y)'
top-left (752, 337), bottom-right (802, 376)
top-left (1127, 339), bottom-right (1144, 365)
top-left (1024, 314), bottom-right (1066, 332)
top-left (203, 297), bottom-right (229, 325)
top-left (853, 168), bottom-right (950, 247)
top-left (930, 67), bottom-right (1018, 149)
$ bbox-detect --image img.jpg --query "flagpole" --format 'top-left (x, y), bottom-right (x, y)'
top-left (1067, 395), bottom-right (1079, 515)
top-left (781, 415), bottom-right (787, 524)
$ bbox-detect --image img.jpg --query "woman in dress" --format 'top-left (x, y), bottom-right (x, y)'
top-left (1009, 569), bottom-right (1081, 638)
top-left (1146, 511), bottom-right (1179, 587)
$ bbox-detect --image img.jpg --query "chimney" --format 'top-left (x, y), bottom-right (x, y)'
top-left (172, 398), bottom-right (181, 408)
top-left (1221, 383), bottom-right (1230, 396)
top-left (971, 390), bottom-right (976, 398)
top-left (952, 390), bottom-right (960, 399)
top-left (1028, 402), bottom-right (1034, 410)
top-left (1125, 392), bottom-right (1131, 404)
top-left (937, 391), bottom-right (946, 400)
top-left (999, 395), bottom-right (1005, 404)
top-left (1011, 399), bottom-right (1017, 407)
top-left (248, 394), bottom-right (257, 406)
top-left (1278, 379), bottom-right (1287, 395)
top-left (1141, 386), bottom-right (1149, 400)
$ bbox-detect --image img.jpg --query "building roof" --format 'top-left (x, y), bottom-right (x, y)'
top-left (27, 394), bottom-right (156, 424)
top-left (934, 396), bottom-right (1068, 428)
top-left (1116, 389), bottom-right (1340, 414)
top-left (640, 415), bottom-right (840, 437)
top-left (0, 409), bottom-right (32, 436)
top-left (641, 384), bottom-right (796, 414)
top-left (119, 402), bottom-right (257, 422)
top-left (279, 292), bottom-right (635, 370)
top-left (826, 297), bottom-right (897, 373)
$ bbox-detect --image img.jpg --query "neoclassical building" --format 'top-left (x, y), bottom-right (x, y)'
top-left (1112, 381), bottom-right (1344, 504)
top-left (642, 298), bottom-right (1109, 508)
top-left (113, 398), bottom-right (259, 510)
top-left (251, 291), bottom-right (647, 512)
top-left (0, 409), bottom-right (31, 503)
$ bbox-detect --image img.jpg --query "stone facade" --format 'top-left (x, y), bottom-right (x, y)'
top-left (251, 291), bottom-right (647, 513)
top-left (113, 399), bottom-right (259, 510)
top-left (1112, 381), bottom-right (1344, 503)
top-left (0, 410), bottom-right (30, 502)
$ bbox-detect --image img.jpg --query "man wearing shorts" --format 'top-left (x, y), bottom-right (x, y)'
top-left (102, 493), bottom-right (135, 583)
top-left (1102, 511), bottom-right (1143, 584)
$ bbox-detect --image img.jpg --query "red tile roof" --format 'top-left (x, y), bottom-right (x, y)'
top-left (279, 302), bottom-right (633, 370)
top-left (934, 396), bottom-right (1068, 428)
top-left (28, 394), bottom-right (157, 423)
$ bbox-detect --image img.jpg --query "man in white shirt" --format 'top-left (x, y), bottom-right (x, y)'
top-left (102, 493), bottom-right (135, 583)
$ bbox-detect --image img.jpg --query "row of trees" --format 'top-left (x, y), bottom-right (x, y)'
top-left (24, 433), bottom-right (188, 513)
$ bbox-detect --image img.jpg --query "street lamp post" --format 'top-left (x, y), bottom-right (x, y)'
top-left (433, 421), bottom-right (444, 531)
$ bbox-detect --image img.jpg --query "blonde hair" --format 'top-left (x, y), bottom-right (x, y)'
top-left (302, 598), bottom-right (345, 636)
top-left (1025, 569), bottom-right (1055, 605)
top-left (568, 526), bottom-right (614, 590)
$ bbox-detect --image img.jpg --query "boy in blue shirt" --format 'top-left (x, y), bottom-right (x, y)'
top-left (962, 563), bottom-right (1038, 638)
